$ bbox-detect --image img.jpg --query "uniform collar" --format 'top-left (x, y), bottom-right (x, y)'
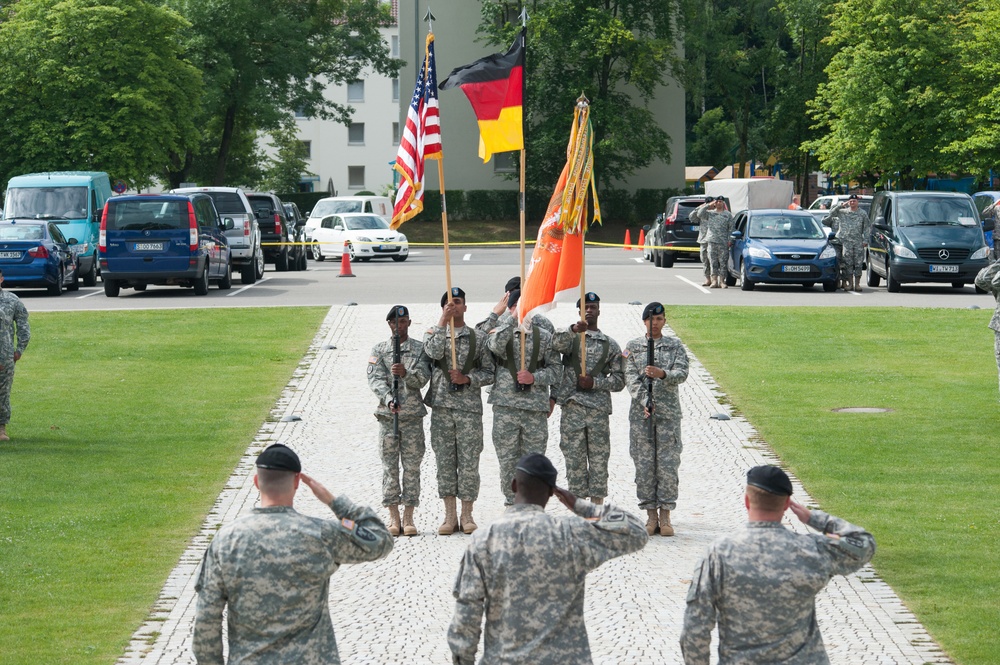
top-left (746, 520), bottom-right (785, 528)
top-left (507, 503), bottom-right (545, 514)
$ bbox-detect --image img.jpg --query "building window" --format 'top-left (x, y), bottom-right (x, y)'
top-left (348, 166), bottom-right (365, 189)
top-left (493, 152), bottom-right (517, 174)
top-left (294, 107), bottom-right (307, 119)
top-left (392, 122), bottom-right (400, 146)
top-left (347, 80), bottom-right (364, 102)
top-left (392, 78), bottom-right (399, 102)
top-left (391, 35), bottom-right (399, 58)
top-left (348, 123), bottom-right (365, 145)
top-left (299, 140), bottom-right (311, 159)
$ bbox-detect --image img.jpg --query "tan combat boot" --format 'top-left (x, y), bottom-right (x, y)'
top-left (0, 425), bottom-right (8, 441)
top-left (387, 505), bottom-right (401, 537)
top-left (659, 508), bottom-right (674, 536)
top-left (645, 509), bottom-right (658, 536)
top-left (713, 276), bottom-right (723, 288)
top-left (402, 506), bottom-right (418, 536)
top-left (702, 276), bottom-right (712, 287)
top-left (438, 496), bottom-right (458, 535)
top-left (853, 276), bottom-right (862, 292)
top-left (460, 500), bottom-right (478, 534)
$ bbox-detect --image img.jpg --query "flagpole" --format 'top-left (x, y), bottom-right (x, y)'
top-left (517, 13), bottom-right (528, 373)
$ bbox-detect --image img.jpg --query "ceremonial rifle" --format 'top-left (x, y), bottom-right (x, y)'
top-left (392, 314), bottom-right (401, 443)
top-left (646, 318), bottom-right (657, 478)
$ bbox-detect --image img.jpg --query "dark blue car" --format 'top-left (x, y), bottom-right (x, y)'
top-left (726, 209), bottom-right (839, 291)
top-left (0, 220), bottom-right (80, 295)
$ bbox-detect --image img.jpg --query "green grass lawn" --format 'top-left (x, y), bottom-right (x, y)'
top-left (667, 306), bottom-right (998, 665)
top-left (0, 307), bottom-right (326, 665)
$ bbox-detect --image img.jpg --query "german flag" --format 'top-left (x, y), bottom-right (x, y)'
top-left (440, 29), bottom-right (524, 162)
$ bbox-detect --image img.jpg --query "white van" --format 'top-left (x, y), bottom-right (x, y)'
top-left (306, 196), bottom-right (392, 226)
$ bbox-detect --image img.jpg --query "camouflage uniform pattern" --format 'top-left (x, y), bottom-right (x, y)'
top-left (551, 328), bottom-right (625, 499)
top-left (624, 335), bottom-right (690, 510)
top-left (983, 201), bottom-right (999, 260)
top-left (193, 495), bottom-right (393, 665)
top-left (487, 313), bottom-right (563, 504)
top-left (975, 261), bottom-right (1000, 395)
top-left (448, 499), bottom-right (648, 665)
top-left (690, 204), bottom-right (734, 277)
top-left (680, 510), bottom-right (876, 664)
top-left (423, 325), bottom-right (495, 501)
top-left (476, 311), bottom-right (555, 335)
top-left (367, 337), bottom-right (432, 506)
top-left (697, 222), bottom-right (710, 279)
top-left (827, 203), bottom-right (870, 279)
top-left (0, 290), bottom-right (30, 425)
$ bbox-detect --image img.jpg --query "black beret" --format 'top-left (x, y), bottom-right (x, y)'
top-left (746, 465), bottom-right (793, 496)
top-left (847, 194), bottom-right (859, 200)
top-left (504, 276), bottom-right (521, 293)
top-left (386, 305), bottom-right (409, 321)
top-left (515, 453), bottom-right (558, 488)
top-left (507, 288), bottom-right (521, 309)
top-left (642, 302), bottom-right (665, 320)
top-left (256, 443), bottom-right (301, 473)
top-left (441, 287), bottom-right (466, 307)
top-left (715, 196), bottom-right (727, 202)
top-left (575, 292), bottom-right (600, 308)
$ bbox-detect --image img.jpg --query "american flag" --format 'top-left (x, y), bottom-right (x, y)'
top-left (392, 33), bottom-right (442, 229)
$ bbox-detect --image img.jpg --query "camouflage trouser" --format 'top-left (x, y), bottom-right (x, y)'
top-left (492, 406), bottom-right (548, 505)
top-left (430, 406), bottom-right (483, 501)
top-left (377, 415), bottom-right (425, 507)
top-left (629, 418), bottom-right (682, 510)
top-left (707, 242), bottom-right (727, 277)
top-left (699, 245), bottom-right (710, 277)
top-left (841, 242), bottom-right (865, 278)
top-left (0, 361), bottom-right (14, 425)
top-left (994, 332), bottom-right (1000, 396)
top-left (559, 401), bottom-right (611, 499)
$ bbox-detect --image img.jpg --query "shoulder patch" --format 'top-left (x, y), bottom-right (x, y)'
top-left (367, 365), bottom-right (375, 375)
top-left (605, 511), bottom-right (625, 522)
top-left (622, 349), bottom-right (630, 358)
top-left (368, 355), bottom-right (378, 364)
top-left (340, 518), bottom-right (355, 530)
top-left (355, 525), bottom-right (377, 542)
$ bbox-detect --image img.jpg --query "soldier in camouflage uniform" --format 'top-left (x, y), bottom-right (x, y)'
top-left (424, 287), bottom-right (495, 535)
top-left (680, 465), bottom-right (876, 664)
top-left (690, 197), bottom-right (733, 288)
top-left (486, 289), bottom-right (563, 505)
top-left (624, 302), bottom-right (689, 537)
top-left (695, 197), bottom-right (712, 286)
top-left (975, 261), bottom-right (1000, 399)
top-left (367, 305), bottom-right (432, 537)
top-left (448, 453), bottom-right (648, 665)
top-left (551, 292), bottom-right (625, 504)
top-left (475, 276), bottom-right (555, 336)
top-left (193, 444), bottom-right (392, 665)
top-left (0, 269), bottom-right (30, 441)
top-left (826, 194), bottom-right (870, 291)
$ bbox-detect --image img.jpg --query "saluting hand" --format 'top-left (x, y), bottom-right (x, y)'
top-left (789, 499), bottom-right (811, 524)
top-left (300, 472), bottom-right (335, 506)
top-left (492, 293), bottom-right (510, 315)
top-left (553, 486), bottom-right (577, 511)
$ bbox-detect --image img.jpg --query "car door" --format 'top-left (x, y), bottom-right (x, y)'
top-left (48, 223), bottom-right (73, 280)
top-left (729, 213), bottom-right (747, 274)
top-left (316, 215), bottom-right (340, 255)
top-left (869, 196), bottom-right (891, 277)
top-left (196, 197), bottom-right (224, 278)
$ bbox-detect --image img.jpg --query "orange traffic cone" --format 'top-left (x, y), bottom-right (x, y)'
top-left (624, 229), bottom-right (633, 250)
top-left (337, 241), bottom-right (355, 278)
top-left (637, 228), bottom-right (646, 248)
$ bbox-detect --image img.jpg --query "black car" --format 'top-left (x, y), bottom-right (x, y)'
top-left (652, 196), bottom-right (710, 268)
top-left (282, 202), bottom-right (308, 270)
top-left (245, 192), bottom-right (296, 271)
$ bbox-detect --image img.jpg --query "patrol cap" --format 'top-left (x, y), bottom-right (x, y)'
top-left (515, 453), bottom-right (558, 488)
top-left (746, 465), bottom-right (793, 496)
top-left (256, 443), bottom-right (301, 473)
top-left (575, 292), bottom-right (600, 308)
top-left (386, 305), bottom-right (409, 321)
top-left (642, 301), bottom-right (665, 320)
top-left (507, 288), bottom-right (521, 309)
top-left (504, 276), bottom-right (521, 293)
top-left (441, 287), bottom-right (466, 307)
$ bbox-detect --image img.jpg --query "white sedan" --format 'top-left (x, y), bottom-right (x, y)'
top-left (304, 213), bottom-right (409, 263)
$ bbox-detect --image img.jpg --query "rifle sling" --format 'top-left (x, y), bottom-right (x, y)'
top-left (435, 329), bottom-right (478, 375)
top-left (564, 334), bottom-right (610, 377)
top-left (504, 326), bottom-right (541, 383)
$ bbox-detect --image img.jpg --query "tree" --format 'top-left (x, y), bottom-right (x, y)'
top-left (260, 121), bottom-right (316, 193)
top-left (477, 0), bottom-right (682, 190)
top-left (0, 0), bottom-right (201, 188)
top-left (164, 0), bottom-right (400, 187)
top-left (687, 107), bottom-right (736, 167)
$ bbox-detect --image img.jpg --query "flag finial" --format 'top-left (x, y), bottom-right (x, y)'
top-left (576, 93), bottom-right (590, 108)
top-left (519, 7), bottom-right (529, 26)
top-left (423, 8), bottom-right (436, 30)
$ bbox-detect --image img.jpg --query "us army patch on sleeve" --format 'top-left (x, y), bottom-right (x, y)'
top-left (355, 525), bottom-right (377, 542)
top-left (622, 349), bottom-right (630, 358)
top-left (605, 511), bottom-right (625, 522)
top-left (367, 365), bottom-right (375, 375)
top-left (368, 356), bottom-right (377, 364)
top-left (340, 518), bottom-right (355, 530)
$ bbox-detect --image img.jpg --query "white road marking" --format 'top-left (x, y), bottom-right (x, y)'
top-left (633, 257), bottom-right (645, 263)
top-left (76, 289), bottom-right (104, 299)
top-left (227, 276), bottom-right (270, 297)
top-left (847, 289), bottom-right (862, 296)
top-left (677, 274), bottom-right (712, 294)
top-left (462, 253), bottom-right (471, 261)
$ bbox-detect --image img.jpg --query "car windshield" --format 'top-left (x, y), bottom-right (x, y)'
top-left (345, 215), bottom-right (389, 231)
top-left (973, 194), bottom-right (998, 215)
top-left (312, 200), bottom-right (362, 216)
top-left (749, 215), bottom-right (825, 239)
top-left (3, 186), bottom-right (88, 220)
top-left (897, 197), bottom-right (979, 227)
top-left (105, 200), bottom-right (187, 230)
top-left (0, 224), bottom-right (44, 240)
top-left (202, 192), bottom-right (247, 214)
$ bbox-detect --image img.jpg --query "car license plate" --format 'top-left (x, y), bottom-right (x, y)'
top-left (133, 242), bottom-right (164, 251)
top-left (781, 265), bottom-right (810, 273)
top-left (379, 245), bottom-right (397, 251)
top-left (0, 251), bottom-right (22, 259)
top-left (929, 264), bottom-right (958, 273)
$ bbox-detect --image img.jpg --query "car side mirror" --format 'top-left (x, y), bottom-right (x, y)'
top-left (873, 220), bottom-right (889, 232)
top-left (642, 224), bottom-right (651, 232)
top-left (730, 230), bottom-right (743, 239)
top-left (222, 218), bottom-right (235, 230)
top-left (828, 232), bottom-right (836, 240)
top-left (68, 237), bottom-right (79, 245)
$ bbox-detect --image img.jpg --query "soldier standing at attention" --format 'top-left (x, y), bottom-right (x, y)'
top-left (680, 465), bottom-right (876, 664)
top-left (193, 444), bottom-right (392, 665)
top-left (695, 196), bottom-right (712, 286)
top-left (424, 288), bottom-right (495, 535)
top-left (448, 453), bottom-right (648, 665)
top-left (551, 292), bottom-right (625, 504)
top-left (975, 261), bottom-right (1000, 399)
top-left (0, 268), bottom-right (29, 442)
top-left (690, 197), bottom-right (733, 289)
top-left (623, 302), bottom-right (689, 536)
top-left (367, 305), bottom-right (432, 536)
top-left (486, 289), bottom-right (563, 506)
top-left (826, 194), bottom-right (870, 291)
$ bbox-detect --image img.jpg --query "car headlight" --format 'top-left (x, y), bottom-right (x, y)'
top-left (819, 245), bottom-right (837, 259)
top-left (358, 236), bottom-right (372, 244)
top-left (398, 234), bottom-right (407, 242)
top-left (748, 246), bottom-right (772, 259)
top-left (971, 246), bottom-right (990, 260)
top-left (893, 244), bottom-right (917, 259)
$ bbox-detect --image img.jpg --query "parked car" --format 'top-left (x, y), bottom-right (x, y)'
top-left (245, 192), bottom-right (296, 271)
top-left (305, 213), bottom-right (408, 262)
top-left (726, 209), bottom-right (838, 291)
top-left (283, 201), bottom-right (309, 269)
top-left (0, 220), bottom-right (79, 295)
top-left (170, 186), bottom-right (262, 284)
top-left (652, 195), bottom-right (710, 267)
top-left (866, 191), bottom-right (992, 293)
top-left (808, 194), bottom-right (872, 216)
top-left (305, 195), bottom-right (393, 227)
top-left (99, 194), bottom-right (232, 297)
top-left (642, 221), bottom-right (655, 261)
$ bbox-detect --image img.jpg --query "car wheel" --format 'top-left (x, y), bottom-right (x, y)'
top-left (866, 253), bottom-right (880, 287)
top-left (653, 251), bottom-right (662, 268)
top-left (348, 243), bottom-right (361, 263)
top-left (103, 279), bottom-right (120, 297)
top-left (275, 248), bottom-right (289, 272)
top-left (82, 257), bottom-right (98, 287)
top-left (661, 252), bottom-right (675, 268)
top-left (315, 244), bottom-right (325, 262)
top-left (194, 267), bottom-right (210, 295)
top-left (802, 282), bottom-right (815, 289)
top-left (67, 266), bottom-right (80, 291)
top-left (822, 280), bottom-right (837, 292)
top-left (886, 265), bottom-right (901, 293)
top-left (740, 261), bottom-right (755, 291)
top-left (724, 270), bottom-right (737, 287)
top-left (240, 258), bottom-right (258, 284)
top-left (392, 255), bottom-right (407, 262)
top-left (298, 252), bottom-right (307, 270)
top-left (219, 261), bottom-right (232, 289)
top-left (951, 281), bottom-right (965, 289)
top-left (48, 269), bottom-right (64, 296)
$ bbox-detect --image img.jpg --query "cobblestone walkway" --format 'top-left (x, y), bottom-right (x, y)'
top-left (118, 303), bottom-right (950, 665)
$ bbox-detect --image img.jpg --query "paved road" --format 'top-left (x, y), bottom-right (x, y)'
top-left (119, 304), bottom-right (951, 665)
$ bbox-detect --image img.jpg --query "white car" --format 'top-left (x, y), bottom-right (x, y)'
top-left (305, 212), bottom-right (409, 263)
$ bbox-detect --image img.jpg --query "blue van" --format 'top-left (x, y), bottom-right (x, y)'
top-left (2, 171), bottom-right (111, 286)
